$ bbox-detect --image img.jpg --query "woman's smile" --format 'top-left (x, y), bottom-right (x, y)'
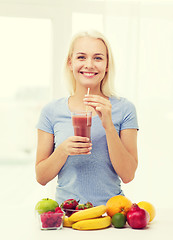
top-left (80, 71), bottom-right (98, 78)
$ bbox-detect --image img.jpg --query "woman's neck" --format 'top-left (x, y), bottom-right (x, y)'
top-left (68, 87), bottom-right (106, 114)
top-left (73, 86), bottom-right (104, 99)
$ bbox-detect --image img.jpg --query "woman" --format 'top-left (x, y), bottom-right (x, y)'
top-left (35, 30), bottom-right (139, 206)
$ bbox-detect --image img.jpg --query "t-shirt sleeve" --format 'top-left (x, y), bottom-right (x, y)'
top-left (120, 100), bottom-right (139, 131)
top-left (36, 104), bottom-right (54, 134)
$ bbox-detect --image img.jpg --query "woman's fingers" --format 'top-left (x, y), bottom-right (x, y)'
top-left (83, 95), bottom-right (112, 115)
top-left (83, 95), bottom-right (112, 113)
top-left (70, 136), bottom-right (90, 143)
top-left (73, 141), bottom-right (92, 148)
top-left (83, 94), bottom-right (113, 129)
top-left (71, 146), bottom-right (92, 155)
top-left (65, 136), bottom-right (92, 155)
top-left (84, 95), bottom-right (111, 106)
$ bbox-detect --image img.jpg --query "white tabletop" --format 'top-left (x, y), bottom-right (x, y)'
top-left (1, 206), bottom-right (172, 240)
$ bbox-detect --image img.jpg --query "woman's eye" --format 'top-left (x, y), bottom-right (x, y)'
top-left (95, 57), bottom-right (102, 60)
top-left (77, 56), bottom-right (85, 60)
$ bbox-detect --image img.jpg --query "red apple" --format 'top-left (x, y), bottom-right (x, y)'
top-left (127, 203), bottom-right (150, 229)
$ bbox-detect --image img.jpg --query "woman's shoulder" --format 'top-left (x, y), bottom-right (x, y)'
top-left (43, 97), bottom-right (67, 109)
top-left (110, 95), bottom-right (129, 105)
top-left (110, 96), bottom-right (136, 112)
top-left (110, 95), bottom-right (138, 129)
top-left (40, 97), bottom-right (68, 115)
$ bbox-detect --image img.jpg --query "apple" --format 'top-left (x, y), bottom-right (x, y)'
top-left (127, 203), bottom-right (150, 229)
top-left (35, 198), bottom-right (59, 214)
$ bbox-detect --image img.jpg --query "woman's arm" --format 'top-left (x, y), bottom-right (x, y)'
top-left (35, 130), bottom-right (68, 186)
top-left (35, 129), bottom-right (92, 185)
top-left (105, 126), bottom-right (138, 183)
top-left (83, 95), bottom-right (138, 183)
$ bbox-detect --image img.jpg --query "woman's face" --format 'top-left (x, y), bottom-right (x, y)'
top-left (69, 37), bottom-right (108, 91)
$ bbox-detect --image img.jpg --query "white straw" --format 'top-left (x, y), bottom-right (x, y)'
top-left (86, 88), bottom-right (90, 112)
top-left (87, 88), bottom-right (90, 96)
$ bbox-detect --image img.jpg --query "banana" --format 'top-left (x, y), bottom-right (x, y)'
top-left (72, 216), bottom-right (111, 230)
top-left (63, 217), bottom-right (73, 228)
top-left (68, 205), bottom-right (107, 223)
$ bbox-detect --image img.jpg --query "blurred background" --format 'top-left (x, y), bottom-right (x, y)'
top-left (0, 0), bottom-right (173, 211)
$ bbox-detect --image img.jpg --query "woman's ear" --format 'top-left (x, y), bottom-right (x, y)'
top-left (68, 58), bottom-right (73, 71)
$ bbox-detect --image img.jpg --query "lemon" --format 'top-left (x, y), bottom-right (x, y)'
top-left (137, 201), bottom-right (156, 222)
top-left (111, 213), bottom-right (126, 228)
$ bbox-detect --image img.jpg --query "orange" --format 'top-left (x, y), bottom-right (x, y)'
top-left (106, 195), bottom-right (132, 217)
top-left (137, 201), bottom-right (156, 222)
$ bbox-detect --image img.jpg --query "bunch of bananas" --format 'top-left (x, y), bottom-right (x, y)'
top-left (63, 205), bottom-right (111, 230)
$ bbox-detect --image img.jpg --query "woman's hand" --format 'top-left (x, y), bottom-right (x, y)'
top-left (61, 136), bottom-right (92, 156)
top-left (83, 95), bottom-right (113, 130)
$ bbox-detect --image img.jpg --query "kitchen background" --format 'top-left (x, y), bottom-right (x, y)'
top-left (0, 0), bottom-right (173, 213)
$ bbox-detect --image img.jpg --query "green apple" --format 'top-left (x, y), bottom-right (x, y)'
top-left (35, 198), bottom-right (59, 214)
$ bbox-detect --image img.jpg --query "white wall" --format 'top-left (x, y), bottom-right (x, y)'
top-left (0, 0), bottom-right (173, 209)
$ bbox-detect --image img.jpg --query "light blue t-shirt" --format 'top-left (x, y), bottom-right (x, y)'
top-left (36, 96), bottom-right (139, 206)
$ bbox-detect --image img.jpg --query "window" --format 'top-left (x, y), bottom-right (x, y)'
top-left (0, 17), bottom-right (52, 163)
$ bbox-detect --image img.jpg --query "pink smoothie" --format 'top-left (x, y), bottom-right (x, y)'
top-left (72, 114), bottom-right (92, 139)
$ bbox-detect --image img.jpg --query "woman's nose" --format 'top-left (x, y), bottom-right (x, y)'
top-left (85, 58), bottom-right (93, 69)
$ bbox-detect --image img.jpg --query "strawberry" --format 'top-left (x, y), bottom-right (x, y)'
top-left (55, 207), bottom-right (63, 213)
top-left (84, 201), bottom-right (94, 209)
top-left (61, 199), bottom-right (79, 210)
top-left (75, 204), bottom-right (87, 210)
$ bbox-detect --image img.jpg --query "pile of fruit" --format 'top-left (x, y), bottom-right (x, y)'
top-left (35, 196), bottom-right (156, 231)
top-left (106, 196), bottom-right (155, 229)
top-left (35, 198), bottom-right (64, 230)
top-left (62, 196), bottom-right (156, 230)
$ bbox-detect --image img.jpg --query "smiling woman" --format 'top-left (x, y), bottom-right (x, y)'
top-left (35, 30), bottom-right (139, 206)
top-left (0, 4), bottom-right (172, 237)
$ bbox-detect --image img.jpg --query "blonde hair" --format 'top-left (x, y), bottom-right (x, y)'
top-left (64, 30), bottom-right (116, 97)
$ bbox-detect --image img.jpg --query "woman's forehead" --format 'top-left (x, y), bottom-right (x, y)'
top-left (73, 37), bottom-right (107, 55)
